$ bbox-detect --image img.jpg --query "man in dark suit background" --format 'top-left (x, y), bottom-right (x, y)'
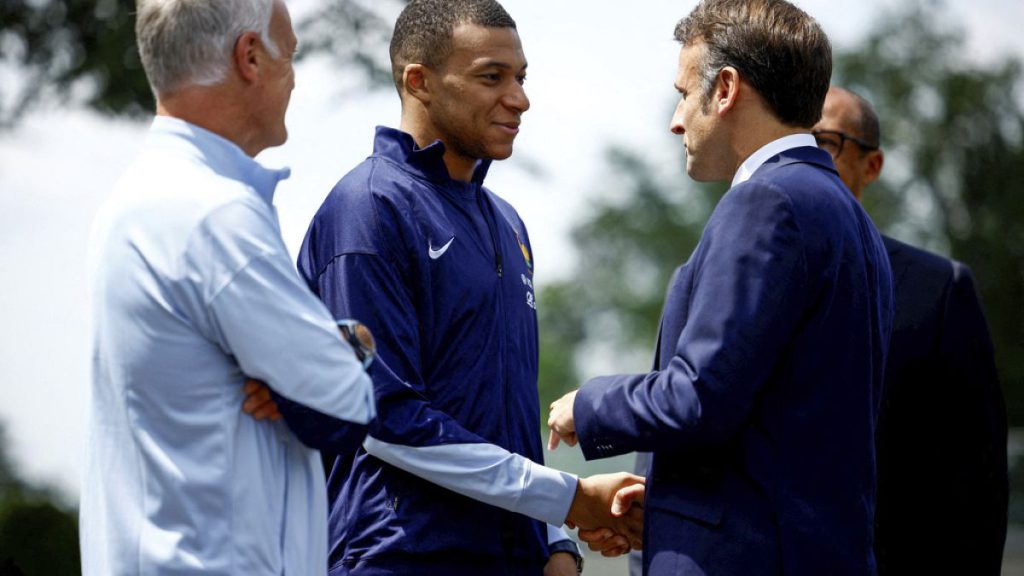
top-left (546, 1), bottom-right (894, 574)
top-left (813, 86), bottom-right (1008, 575)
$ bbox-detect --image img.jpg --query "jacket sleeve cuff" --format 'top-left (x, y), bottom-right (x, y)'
top-left (575, 376), bottom-right (625, 460)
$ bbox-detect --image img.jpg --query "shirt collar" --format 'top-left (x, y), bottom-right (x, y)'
top-left (146, 116), bottom-right (291, 206)
top-left (372, 126), bottom-right (492, 190)
top-left (731, 133), bottom-right (817, 187)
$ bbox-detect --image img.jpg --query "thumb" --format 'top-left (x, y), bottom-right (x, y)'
top-left (611, 483), bottom-right (645, 516)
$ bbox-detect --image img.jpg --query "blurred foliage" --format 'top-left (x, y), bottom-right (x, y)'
top-left (0, 424), bottom-right (79, 575)
top-left (537, 1), bottom-right (1024, 427)
top-left (0, 0), bottom-right (406, 128)
top-left (832, 0), bottom-right (1024, 423)
top-left (0, 0), bottom-right (152, 127)
top-left (296, 0), bottom-right (405, 89)
top-left (536, 150), bottom-right (725, 404)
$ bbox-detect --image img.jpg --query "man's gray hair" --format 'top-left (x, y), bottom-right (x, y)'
top-left (136, 0), bottom-right (279, 96)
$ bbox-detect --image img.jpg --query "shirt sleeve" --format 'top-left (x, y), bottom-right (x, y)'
top-left (546, 523), bottom-right (579, 554)
top-left (574, 182), bottom-right (809, 459)
top-left (199, 200), bottom-right (376, 427)
top-left (285, 250), bottom-right (577, 527)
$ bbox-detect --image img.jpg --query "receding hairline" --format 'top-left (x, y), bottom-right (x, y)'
top-left (830, 86), bottom-right (881, 147)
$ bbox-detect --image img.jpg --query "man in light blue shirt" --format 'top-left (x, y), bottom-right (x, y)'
top-left (80, 1), bottom-right (375, 574)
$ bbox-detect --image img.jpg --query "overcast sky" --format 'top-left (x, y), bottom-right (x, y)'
top-left (0, 0), bottom-right (1021, 502)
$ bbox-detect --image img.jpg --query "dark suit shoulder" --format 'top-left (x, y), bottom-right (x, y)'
top-left (881, 236), bottom-right (954, 333)
top-left (882, 235), bottom-right (959, 283)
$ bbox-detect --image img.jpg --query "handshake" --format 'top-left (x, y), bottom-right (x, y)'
top-left (564, 472), bottom-right (645, 557)
top-left (552, 391), bottom-right (645, 558)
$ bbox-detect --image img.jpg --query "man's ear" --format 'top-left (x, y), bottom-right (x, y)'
top-left (234, 31), bottom-right (262, 84)
top-left (864, 149), bottom-right (885, 187)
top-left (403, 64), bottom-right (431, 104)
top-left (715, 66), bottom-right (740, 117)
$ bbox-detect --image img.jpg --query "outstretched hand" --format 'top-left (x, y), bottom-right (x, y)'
top-left (577, 482), bottom-right (646, 557)
top-left (566, 472), bottom-right (645, 553)
top-left (547, 390), bottom-right (578, 450)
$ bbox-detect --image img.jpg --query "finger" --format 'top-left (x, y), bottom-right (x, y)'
top-left (622, 506), bottom-right (644, 550)
top-left (576, 527), bottom-right (613, 543)
top-left (611, 483), bottom-right (646, 516)
top-left (547, 429), bottom-right (561, 451)
top-left (622, 472), bottom-right (646, 484)
top-left (243, 379), bottom-right (260, 394)
top-left (251, 400), bottom-right (282, 421)
top-left (600, 544), bottom-right (631, 558)
top-left (586, 534), bottom-right (627, 553)
top-left (242, 389), bottom-right (271, 414)
top-left (564, 432), bottom-right (578, 447)
top-left (242, 397), bottom-right (259, 414)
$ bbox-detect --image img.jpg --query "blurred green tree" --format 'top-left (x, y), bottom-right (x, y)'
top-left (0, 424), bottom-right (79, 575)
top-left (0, 0), bottom-right (405, 128)
top-left (832, 0), bottom-right (1024, 422)
top-left (536, 1), bottom-right (1024, 428)
top-left (536, 149), bottom-right (724, 404)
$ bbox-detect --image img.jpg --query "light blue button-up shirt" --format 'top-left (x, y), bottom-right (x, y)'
top-left (81, 116), bottom-right (376, 575)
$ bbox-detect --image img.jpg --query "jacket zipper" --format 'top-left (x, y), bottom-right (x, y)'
top-left (475, 184), bottom-right (501, 278)
top-left (476, 186), bottom-right (513, 451)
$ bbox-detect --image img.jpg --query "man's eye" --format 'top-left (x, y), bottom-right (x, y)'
top-left (516, 75), bottom-right (527, 85)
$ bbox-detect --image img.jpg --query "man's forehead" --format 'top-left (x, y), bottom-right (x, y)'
top-left (450, 23), bottom-right (525, 60)
top-left (677, 42), bottom-right (705, 67)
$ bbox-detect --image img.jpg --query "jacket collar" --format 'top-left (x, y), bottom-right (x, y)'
top-left (372, 126), bottom-right (492, 190)
top-left (747, 143), bottom-right (839, 182)
top-left (732, 133), bottom-right (833, 186)
top-left (147, 116), bottom-right (291, 206)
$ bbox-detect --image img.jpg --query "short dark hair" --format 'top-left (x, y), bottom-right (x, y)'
top-left (389, 0), bottom-right (516, 90)
top-left (674, 0), bottom-right (832, 128)
top-left (848, 89), bottom-right (881, 150)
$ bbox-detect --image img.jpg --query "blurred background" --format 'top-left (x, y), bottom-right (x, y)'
top-left (1, 0), bottom-right (1022, 573)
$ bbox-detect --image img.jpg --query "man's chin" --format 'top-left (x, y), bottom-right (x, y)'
top-left (685, 162), bottom-right (718, 183)
top-left (486, 145), bottom-right (515, 162)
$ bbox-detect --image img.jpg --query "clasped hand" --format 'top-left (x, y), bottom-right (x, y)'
top-left (550, 390), bottom-right (646, 557)
top-left (243, 382), bottom-right (647, 557)
top-left (567, 472), bottom-right (646, 557)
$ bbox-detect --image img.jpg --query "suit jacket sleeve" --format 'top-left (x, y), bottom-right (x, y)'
top-left (574, 182), bottom-right (811, 459)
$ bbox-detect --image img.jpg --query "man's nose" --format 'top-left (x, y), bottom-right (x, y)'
top-left (504, 84), bottom-right (530, 113)
top-left (669, 101), bottom-right (685, 134)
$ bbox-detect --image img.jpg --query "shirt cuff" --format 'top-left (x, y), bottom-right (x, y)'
top-left (518, 460), bottom-right (578, 527)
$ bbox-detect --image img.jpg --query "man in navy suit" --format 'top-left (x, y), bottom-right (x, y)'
top-left (813, 86), bottom-right (1008, 575)
top-left (547, 1), bottom-right (894, 574)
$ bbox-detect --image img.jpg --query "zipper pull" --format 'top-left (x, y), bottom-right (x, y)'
top-left (496, 253), bottom-right (503, 278)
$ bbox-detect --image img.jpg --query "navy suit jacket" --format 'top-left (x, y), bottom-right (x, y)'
top-left (874, 236), bottom-right (1007, 575)
top-left (575, 147), bottom-right (894, 575)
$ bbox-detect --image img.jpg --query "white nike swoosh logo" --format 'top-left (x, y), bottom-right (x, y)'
top-left (428, 237), bottom-right (455, 260)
